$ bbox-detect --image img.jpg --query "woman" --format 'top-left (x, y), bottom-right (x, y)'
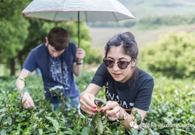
top-left (79, 32), bottom-right (154, 130)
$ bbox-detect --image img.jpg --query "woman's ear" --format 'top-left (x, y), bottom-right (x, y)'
top-left (131, 58), bottom-right (137, 68)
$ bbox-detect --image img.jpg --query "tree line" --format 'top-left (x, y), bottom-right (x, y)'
top-left (88, 15), bottom-right (195, 28)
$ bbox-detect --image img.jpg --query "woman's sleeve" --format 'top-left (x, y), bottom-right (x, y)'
top-left (134, 78), bottom-right (154, 111)
top-left (91, 63), bottom-right (108, 87)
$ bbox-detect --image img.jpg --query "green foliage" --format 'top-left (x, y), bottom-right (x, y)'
top-left (140, 31), bottom-right (195, 78)
top-left (75, 71), bottom-right (95, 92)
top-left (88, 15), bottom-right (195, 29)
top-left (144, 76), bottom-right (195, 135)
top-left (87, 21), bottom-right (136, 28)
top-left (83, 44), bottom-right (103, 64)
top-left (0, 75), bottom-right (144, 135)
top-left (1, 71), bottom-right (194, 134)
top-left (0, 0), bottom-right (30, 62)
top-left (136, 15), bottom-right (195, 30)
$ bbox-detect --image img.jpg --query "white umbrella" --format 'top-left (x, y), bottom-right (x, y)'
top-left (22, 0), bottom-right (135, 46)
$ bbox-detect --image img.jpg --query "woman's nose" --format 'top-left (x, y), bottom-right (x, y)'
top-left (112, 62), bottom-right (119, 71)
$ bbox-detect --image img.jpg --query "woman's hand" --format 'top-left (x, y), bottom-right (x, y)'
top-left (79, 93), bottom-right (98, 115)
top-left (101, 101), bottom-right (124, 121)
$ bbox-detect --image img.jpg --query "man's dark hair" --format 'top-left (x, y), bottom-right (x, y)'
top-left (48, 27), bottom-right (70, 51)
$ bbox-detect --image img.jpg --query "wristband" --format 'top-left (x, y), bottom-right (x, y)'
top-left (77, 60), bottom-right (83, 65)
top-left (118, 111), bottom-right (128, 121)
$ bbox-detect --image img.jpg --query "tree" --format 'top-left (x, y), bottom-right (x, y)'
top-left (0, 0), bottom-right (30, 75)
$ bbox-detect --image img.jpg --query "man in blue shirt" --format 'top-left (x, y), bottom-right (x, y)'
top-left (16, 27), bottom-right (85, 110)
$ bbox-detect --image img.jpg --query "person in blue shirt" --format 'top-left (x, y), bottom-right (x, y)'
top-left (16, 27), bottom-right (85, 110)
top-left (79, 32), bottom-right (154, 130)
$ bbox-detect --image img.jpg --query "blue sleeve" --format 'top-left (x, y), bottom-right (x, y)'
top-left (23, 50), bottom-right (37, 72)
top-left (91, 63), bottom-right (108, 87)
top-left (70, 42), bottom-right (77, 63)
top-left (134, 78), bottom-right (154, 111)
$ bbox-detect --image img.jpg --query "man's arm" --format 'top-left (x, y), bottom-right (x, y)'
top-left (16, 68), bottom-right (35, 109)
top-left (72, 60), bottom-right (83, 76)
top-left (16, 68), bottom-right (30, 91)
top-left (72, 48), bottom-right (85, 76)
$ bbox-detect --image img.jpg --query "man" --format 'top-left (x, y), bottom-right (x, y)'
top-left (16, 27), bottom-right (85, 110)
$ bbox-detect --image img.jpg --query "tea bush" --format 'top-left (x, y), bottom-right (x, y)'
top-left (0, 71), bottom-right (194, 134)
top-left (0, 75), bottom-right (149, 135)
top-left (140, 31), bottom-right (195, 79)
top-left (144, 75), bottom-right (195, 135)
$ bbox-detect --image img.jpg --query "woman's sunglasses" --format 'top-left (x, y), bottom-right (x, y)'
top-left (103, 58), bottom-right (131, 69)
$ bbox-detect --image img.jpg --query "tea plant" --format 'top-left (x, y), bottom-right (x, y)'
top-left (0, 72), bottom-right (194, 135)
top-left (0, 86), bottom-right (148, 135)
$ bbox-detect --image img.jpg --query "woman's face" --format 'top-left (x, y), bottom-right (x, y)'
top-left (106, 46), bottom-right (136, 83)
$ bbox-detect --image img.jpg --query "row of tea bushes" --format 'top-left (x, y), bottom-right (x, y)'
top-left (0, 75), bottom-right (151, 135)
top-left (144, 75), bottom-right (195, 135)
top-left (0, 72), bottom-right (194, 134)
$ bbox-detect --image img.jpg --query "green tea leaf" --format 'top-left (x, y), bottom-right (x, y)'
top-left (10, 92), bottom-right (18, 100)
top-left (130, 128), bottom-right (138, 135)
top-left (135, 113), bottom-right (142, 125)
top-left (138, 130), bottom-right (148, 135)
top-left (81, 126), bottom-right (90, 134)
top-left (7, 117), bottom-right (12, 125)
top-left (95, 113), bottom-right (104, 134)
top-left (46, 117), bottom-right (59, 133)
top-left (0, 130), bottom-right (6, 135)
top-left (17, 124), bottom-right (21, 134)
top-left (38, 129), bottom-right (43, 135)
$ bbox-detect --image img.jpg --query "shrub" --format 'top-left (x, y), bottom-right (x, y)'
top-left (144, 76), bottom-right (195, 135)
top-left (81, 40), bottom-right (103, 64)
top-left (0, 75), bottom-right (150, 135)
top-left (140, 31), bottom-right (195, 78)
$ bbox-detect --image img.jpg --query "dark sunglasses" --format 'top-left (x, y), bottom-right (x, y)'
top-left (103, 58), bottom-right (131, 69)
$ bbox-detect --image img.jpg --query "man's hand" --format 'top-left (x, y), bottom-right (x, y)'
top-left (22, 92), bottom-right (35, 109)
top-left (76, 48), bottom-right (85, 62)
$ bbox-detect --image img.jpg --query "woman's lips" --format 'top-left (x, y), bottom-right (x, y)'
top-left (113, 73), bottom-right (121, 78)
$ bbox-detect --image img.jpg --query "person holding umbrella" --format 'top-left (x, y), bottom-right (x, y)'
top-left (16, 27), bottom-right (85, 110)
top-left (79, 32), bottom-right (154, 131)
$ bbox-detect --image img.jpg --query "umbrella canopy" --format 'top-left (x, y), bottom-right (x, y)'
top-left (22, 0), bottom-right (135, 46)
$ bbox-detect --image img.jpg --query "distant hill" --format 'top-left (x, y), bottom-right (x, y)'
top-left (87, 0), bottom-right (195, 28)
top-left (89, 24), bottom-right (195, 48)
top-left (119, 0), bottom-right (195, 19)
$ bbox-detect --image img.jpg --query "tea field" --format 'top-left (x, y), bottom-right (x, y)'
top-left (0, 71), bottom-right (194, 135)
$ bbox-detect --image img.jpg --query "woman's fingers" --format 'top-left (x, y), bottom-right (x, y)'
top-left (80, 93), bottom-right (97, 115)
top-left (107, 110), bottom-right (120, 121)
top-left (101, 101), bottom-right (121, 121)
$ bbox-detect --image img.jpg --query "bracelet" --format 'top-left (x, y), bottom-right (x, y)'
top-left (77, 60), bottom-right (83, 65)
top-left (118, 111), bottom-right (128, 121)
top-left (76, 62), bottom-right (82, 65)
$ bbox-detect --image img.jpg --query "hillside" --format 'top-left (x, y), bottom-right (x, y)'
top-left (119, 0), bottom-right (195, 19)
top-left (89, 24), bottom-right (195, 49)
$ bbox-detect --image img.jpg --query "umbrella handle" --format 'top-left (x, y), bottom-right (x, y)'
top-left (78, 11), bottom-right (80, 48)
